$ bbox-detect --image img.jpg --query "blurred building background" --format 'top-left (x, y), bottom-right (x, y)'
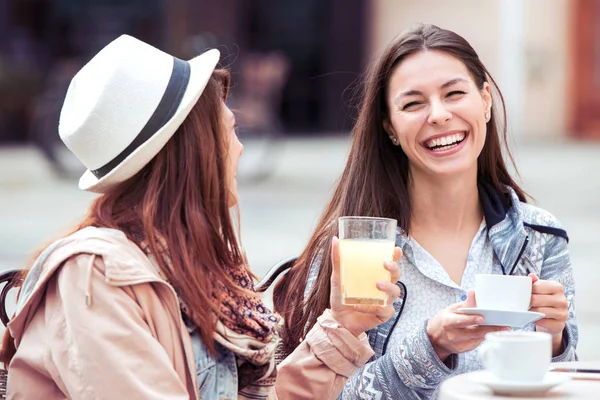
top-left (0, 0), bottom-right (369, 148)
top-left (1, 0), bottom-right (599, 359)
top-left (373, 0), bottom-right (600, 141)
top-left (0, 0), bottom-right (599, 147)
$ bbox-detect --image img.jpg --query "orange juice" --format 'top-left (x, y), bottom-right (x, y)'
top-left (339, 238), bottom-right (394, 306)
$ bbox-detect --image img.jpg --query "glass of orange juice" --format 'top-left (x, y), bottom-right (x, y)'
top-left (338, 216), bottom-right (397, 306)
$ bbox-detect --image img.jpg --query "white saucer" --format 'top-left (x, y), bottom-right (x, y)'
top-left (470, 371), bottom-right (571, 396)
top-left (458, 308), bottom-right (545, 327)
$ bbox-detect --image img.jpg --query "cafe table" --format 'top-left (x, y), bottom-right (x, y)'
top-left (439, 361), bottom-right (600, 399)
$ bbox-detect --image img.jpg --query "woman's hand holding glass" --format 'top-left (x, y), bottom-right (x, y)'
top-left (329, 236), bottom-right (402, 337)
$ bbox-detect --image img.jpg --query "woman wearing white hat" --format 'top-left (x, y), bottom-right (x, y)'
top-left (0, 35), bottom-right (402, 399)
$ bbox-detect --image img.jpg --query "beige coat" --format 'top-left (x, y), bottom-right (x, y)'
top-left (7, 228), bottom-right (374, 399)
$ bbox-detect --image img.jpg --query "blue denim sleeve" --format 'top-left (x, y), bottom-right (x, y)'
top-left (539, 232), bottom-right (578, 362)
top-left (337, 322), bottom-right (459, 400)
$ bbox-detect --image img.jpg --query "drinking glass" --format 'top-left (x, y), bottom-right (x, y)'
top-left (338, 216), bottom-right (397, 306)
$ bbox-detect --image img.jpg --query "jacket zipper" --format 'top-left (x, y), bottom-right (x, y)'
top-left (382, 281), bottom-right (407, 355)
top-left (508, 236), bottom-right (529, 276)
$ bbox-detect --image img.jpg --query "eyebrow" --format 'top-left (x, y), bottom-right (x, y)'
top-left (394, 77), bottom-right (469, 103)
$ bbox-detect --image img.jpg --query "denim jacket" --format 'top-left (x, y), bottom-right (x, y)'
top-left (305, 183), bottom-right (578, 399)
top-left (185, 315), bottom-right (239, 399)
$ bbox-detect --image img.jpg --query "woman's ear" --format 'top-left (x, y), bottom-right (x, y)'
top-left (383, 119), bottom-right (400, 146)
top-left (481, 82), bottom-right (492, 116)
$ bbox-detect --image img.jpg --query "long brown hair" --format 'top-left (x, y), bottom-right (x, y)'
top-left (274, 24), bottom-right (527, 356)
top-left (1, 68), bottom-right (247, 364)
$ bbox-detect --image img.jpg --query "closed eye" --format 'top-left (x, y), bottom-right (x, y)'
top-left (447, 90), bottom-right (466, 98)
top-left (402, 101), bottom-right (421, 111)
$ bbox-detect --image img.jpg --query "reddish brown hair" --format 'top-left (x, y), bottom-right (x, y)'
top-left (2, 69), bottom-right (248, 364)
top-left (274, 24), bottom-right (527, 356)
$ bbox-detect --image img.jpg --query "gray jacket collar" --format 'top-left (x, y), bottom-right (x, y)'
top-left (394, 182), bottom-right (532, 280)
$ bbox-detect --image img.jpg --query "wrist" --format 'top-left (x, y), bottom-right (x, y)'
top-left (329, 309), bottom-right (363, 337)
top-left (346, 327), bottom-right (364, 338)
top-left (426, 319), bottom-right (451, 361)
top-left (551, 331), bottom-right (564, 357)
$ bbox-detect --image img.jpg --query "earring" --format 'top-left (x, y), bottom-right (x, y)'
top-left (392, 137), bottom-right (398, 144)
top-left (485, 111), bottom-right (491, 122)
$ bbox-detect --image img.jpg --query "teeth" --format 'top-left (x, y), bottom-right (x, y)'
top-left (426, 132), bottom-right (466, 149)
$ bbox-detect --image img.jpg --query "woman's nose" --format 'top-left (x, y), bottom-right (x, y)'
top-left (427, 100), bottom-right (452, 125)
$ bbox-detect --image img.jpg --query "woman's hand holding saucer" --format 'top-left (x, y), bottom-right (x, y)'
top-left (426, 290), bottom-right (510, 362)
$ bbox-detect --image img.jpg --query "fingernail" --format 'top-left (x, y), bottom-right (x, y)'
top-left (476, 317), bottom-right (484, 324)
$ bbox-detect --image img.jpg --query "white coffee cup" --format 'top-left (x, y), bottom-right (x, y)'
top-left (475, 274), bottom-right (532, 311)
top-left (479, 331), bottom-right (552, 382)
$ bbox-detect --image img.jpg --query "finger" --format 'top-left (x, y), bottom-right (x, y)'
top-left (330, 236), bottom-right (340, 287)
top-left (447, 289), bottom-right (477, 311)
top-left (533, 319), bottom-right (565, 334)
top-left (353, 304), bottom-right (393, 318)
top-left (377, 281), bottom-right (401, 299)
top-left (464, 289), bottom-right (477, 308)
top-left (392, 246), bottom-right (402, 263)
top-left (528, 273), bottom-right (540, 284)
top-left (375, 306), bottom-right (397, 321)
top-left (444, 313), bottom-right (485, 328)
top-left (529, 293), bottom-right (568, 309)
top-left (384, 260), bottom-right (401, 283)
top-left (529, 307), bottom-right (568, 321)
top-left (462, 325), bottom-right (512, 339)
top-left (532, 279), bottom-right (564, 295)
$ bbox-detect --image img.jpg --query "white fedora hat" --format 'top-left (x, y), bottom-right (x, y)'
top-left (58, 34), bottom-right (220, 193)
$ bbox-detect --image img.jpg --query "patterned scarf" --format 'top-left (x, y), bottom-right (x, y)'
top-left (137, 236), bottom-right (280, 399)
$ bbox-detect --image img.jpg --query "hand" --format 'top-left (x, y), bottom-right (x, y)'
top-left (426, 290), bottom-right (510, 362)
top-left (329, 236), bottom-right (402, 337)
top-left (528, 273), bottom-right (568, 355)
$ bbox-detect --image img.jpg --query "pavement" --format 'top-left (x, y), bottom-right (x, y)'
top-left (1, 136), bottom-right (599, 360)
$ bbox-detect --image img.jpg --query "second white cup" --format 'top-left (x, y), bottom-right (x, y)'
top-left (479, 331), bottom-right (552, 382)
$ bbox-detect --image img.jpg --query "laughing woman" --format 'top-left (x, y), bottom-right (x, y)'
top-left (0, 35), bottom-right (402, 400)
top-left (275, 24), bottom-right (578, 399)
